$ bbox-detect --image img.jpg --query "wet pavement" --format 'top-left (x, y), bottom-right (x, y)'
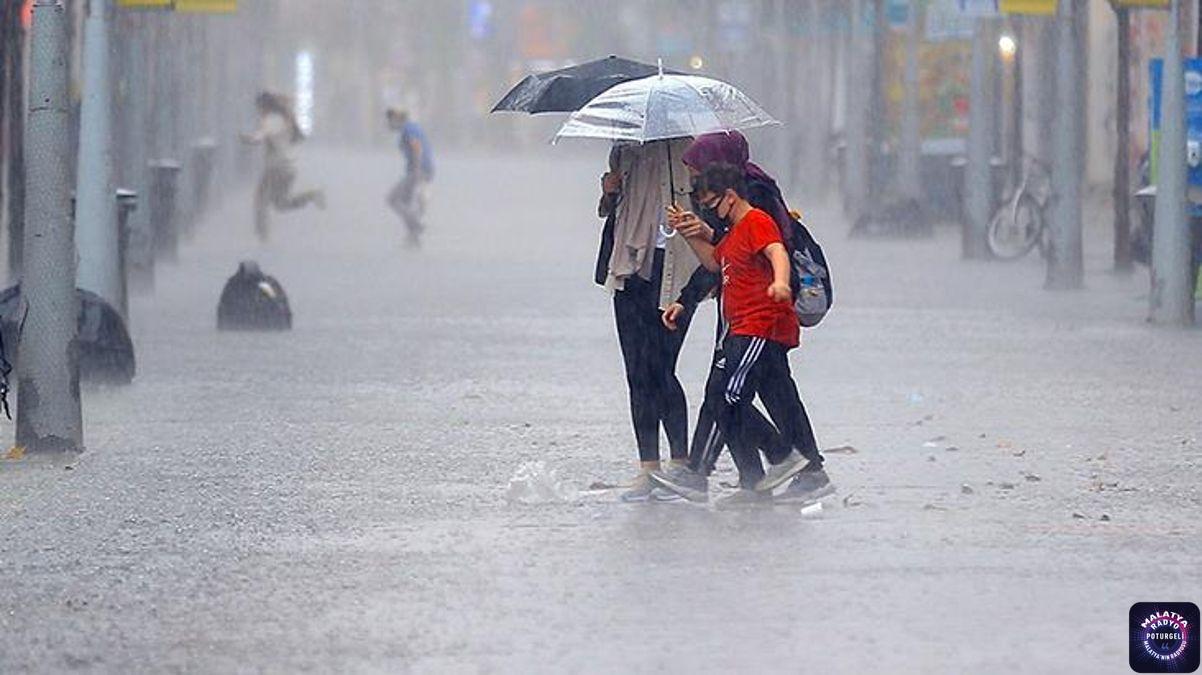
top-left (1, 148), bottom-right (1199, 673)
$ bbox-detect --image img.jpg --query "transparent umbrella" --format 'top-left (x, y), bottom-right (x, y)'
top-left (554, 69), bottom-right (779, 144)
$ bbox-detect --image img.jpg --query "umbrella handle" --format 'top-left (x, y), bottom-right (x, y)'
top-left (663, 140), bottom-right (679, 239)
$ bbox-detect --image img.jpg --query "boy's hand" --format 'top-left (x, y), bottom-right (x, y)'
top-left (661, 303), bottom-right (686, 331)
top-left (767, 281), bottom-right (791, 303)
top-left (668, 208), bottom-right (713, 240)
top-left (602, 172), bottom-right (622, 195)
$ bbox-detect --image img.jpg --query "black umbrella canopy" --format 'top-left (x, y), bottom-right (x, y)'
top-left (491, 55), bottom-right (684, 114)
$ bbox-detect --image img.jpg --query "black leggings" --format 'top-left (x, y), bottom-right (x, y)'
top-left (715, 335), bottom-right (822, 487)
top-left (613, 251), bottom-right (694, 463)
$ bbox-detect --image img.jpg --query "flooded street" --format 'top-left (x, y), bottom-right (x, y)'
top-left (0, 147), bottom-right (1197, 673)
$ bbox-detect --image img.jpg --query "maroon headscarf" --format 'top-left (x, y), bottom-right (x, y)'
top-left (681, 131), bottom-right (791, 233)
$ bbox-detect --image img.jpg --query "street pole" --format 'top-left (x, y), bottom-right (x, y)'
top-left (1112, 4), bottom-right (1133, 272)
top-left (1010, 20), bottom-right (1024, 185)
top-left (964, 17), bottom-right (995, 259)
top-left (823, 0), bottom-right (840, 197)
top-left (897, 0), bottom-right (923, 201)
top-left (1035, 15), bottom-right (1056, 161)
top-left (6, 9), bottom-right (26, 280)
top-left (1046, 0), bottom-right (1084, 290)
top-left (801, 0), bottom-right (826, 199)
top-left (869, 0), bottom-right (887, 196)
top-left (75, 0), bottom-right (123, 317)
top-left (845, 0), bottom-right (869, 218)
top-left (0, 0), bottom-right (9, 236)
top-left (1149, 0), bottom-right (1194, 324)
top-left (16, 0), bottom-right (83, 454)
top-left (774, 0), bottom-right (791, 187)
top-left (122, 14), bottom-right (153, 291)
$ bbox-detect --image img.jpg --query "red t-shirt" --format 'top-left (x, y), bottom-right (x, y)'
top-left (714, 208), bottom-right (799, 349)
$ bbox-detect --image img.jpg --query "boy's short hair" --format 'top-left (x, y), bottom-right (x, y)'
top-left (700, 162), bottom-right (748, 200)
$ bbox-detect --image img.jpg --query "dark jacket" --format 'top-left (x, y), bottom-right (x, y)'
top-left (594, 193), bottom-right (619, 286)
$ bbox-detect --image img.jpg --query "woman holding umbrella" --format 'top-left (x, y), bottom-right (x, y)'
top-left (597, 138), bottom-right (700, 502)
top-left (499, 61), bottom-right (784, 501)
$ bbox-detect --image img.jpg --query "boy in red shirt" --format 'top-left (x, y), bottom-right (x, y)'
top-left (667, 163), bottom-right (827, 505)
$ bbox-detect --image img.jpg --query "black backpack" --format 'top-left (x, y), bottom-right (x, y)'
top-left (748, 178), bottom-right (834, 328)
top-left (786, 215), bottom-right (833, 328)
top-left (217, 261), bottom-right (293, 331)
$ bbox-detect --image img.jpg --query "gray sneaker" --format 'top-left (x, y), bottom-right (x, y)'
top-left (714, 489), bottom-right (772, 510)
top-left (753, 451), bottom-right (811, 493)
top-left (776, 468), bottom-right (835, 504)
top-left (619, 473), bottom-right (657, 503)
top-left (650, 465), bottom-right (709, 503)
top-left (650, 486), bottom-right (686, 502)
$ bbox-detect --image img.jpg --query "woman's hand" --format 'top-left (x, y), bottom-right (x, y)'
top-left (767, 281), bottom-right (791, 303)
top-left (661, 302), bottom-right (687, 331)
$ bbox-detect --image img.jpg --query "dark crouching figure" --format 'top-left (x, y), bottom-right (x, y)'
top-left (0, 286), bottom-right (136, 385)
top-left (217, 261), bottom-right (292, 331)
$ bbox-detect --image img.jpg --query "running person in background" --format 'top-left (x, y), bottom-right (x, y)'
top-left (241, 91), bottom-right (325, 242)
top-left (386, 108), bottom-right (435, 248)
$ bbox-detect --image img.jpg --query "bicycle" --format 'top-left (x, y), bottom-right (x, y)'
top-left (987, 156), bottom-right (1052, 260)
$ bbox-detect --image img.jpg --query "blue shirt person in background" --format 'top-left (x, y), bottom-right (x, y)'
top-left (386, 108), bottom-right (434, 248)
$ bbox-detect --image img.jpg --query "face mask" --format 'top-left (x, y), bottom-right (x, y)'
top-left (698, 200), bottom-right (725, 232)
top-left (704, 193), bottom-right (736, 227)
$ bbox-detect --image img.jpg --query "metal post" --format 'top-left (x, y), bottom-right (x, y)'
top-left (1009, 19), bottom-right (1024, 185)
top-left (800, 0), bottom-right (822, 197)
top-left (823, 1), bottom-right (840, 197)
top-left (1046, 0), bottom-right (1084, 289)
top-left (149, 159), bottom-right (181, 262)
top-left (772, 0), bottom-right (790, 185)
top-left (75, 0), bottom-right (123, 317)
top-left (964, 18), bottom-right (995, 259)
top-left (869, 0), bottom-right (888, 196)
top-left (1150, 0), bottom-right (1194, 323)
top-left (17, 0), bottom-right (83, 454)
top-left (6, 10), bottom-right (26, 280)
top-left (845, 0), bottom-right (869, 218)
top-left (123, 16), bottom-right (154, 292)
top-left (1113, 5), bottom-right (1134, 272)
top-left (1035, 16), bottom-right (1056, 160)
top-left (115, 189), bottom-right (137, 320)
top-left (189, 138), bottom-right (217, 228)
top-left (897, 0), bottom-right (923, 201)
top-left (0, 1), bottom-right (9, 235)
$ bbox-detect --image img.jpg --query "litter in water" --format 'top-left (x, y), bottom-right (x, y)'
top-left (505, 461), bottom-right (578, 504)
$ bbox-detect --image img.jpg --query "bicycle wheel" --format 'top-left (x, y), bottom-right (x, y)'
top-left (987, 193), bottom-right (1044, 260)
